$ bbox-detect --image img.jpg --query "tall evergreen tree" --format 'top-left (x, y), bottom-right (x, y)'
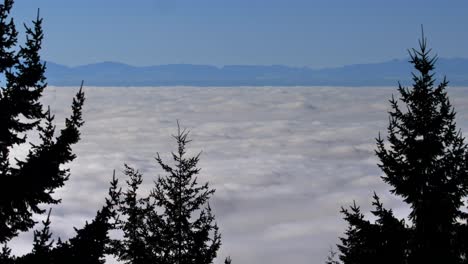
top-left (0, 0), bottom-right (86, 243)
top-left (150, 124), bottom-right (221, 264)
top-left (335, 30), bottom-right (468, 263)
top-left (112, 124), bottom-right (222, 264)
top-left (375, 30), bottom-right (468, 264)
top-left (112, 165), bottom-right (154, 264)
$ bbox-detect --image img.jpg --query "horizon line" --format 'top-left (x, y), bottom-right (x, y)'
top-left (43, 56), bottom-right (468, 70)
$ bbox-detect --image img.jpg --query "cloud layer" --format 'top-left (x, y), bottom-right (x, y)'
top-left (9, 86), bottom-right (468, 264)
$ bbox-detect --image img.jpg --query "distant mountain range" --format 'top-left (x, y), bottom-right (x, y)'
top-left (44, 58), bottom-right (468, 87)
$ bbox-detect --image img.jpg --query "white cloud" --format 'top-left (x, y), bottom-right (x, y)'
top-left (8, 86), bottom-right (468, 264)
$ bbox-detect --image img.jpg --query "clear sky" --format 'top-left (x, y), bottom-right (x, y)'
top-left (10, 0), bottom-right (468, 68)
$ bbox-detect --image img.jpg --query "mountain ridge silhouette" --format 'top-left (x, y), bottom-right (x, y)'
top-left (45, 57), bottom-right (468, 86)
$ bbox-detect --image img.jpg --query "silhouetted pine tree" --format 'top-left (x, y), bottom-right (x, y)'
top-left (12, 175), bottom-right (118, 264)
top-left (52, 174), bottom-right (120, 264)
top-left (112, 165), bottom-right (154, 264)
top-left (16, 209), bottom-right (54, 264)
top-left (369, 194), bottom-right (408, 263)
top-left (375, 30), bottom-right (468, 264)
top-left (0, 0), bottom-right (85, 243)
top-left (53, 209), bottom-right (111, 264)
top-left (338, 194), bottom-right (407, 264)
top-left (335, 30), bottom-right (468, 264)
top-left (30, 209), bottom-right (54, 262)
top-left (112, 124), bottom-right (222, 264)
top-left (150, 124), bottom-right (221, 264)
top-left (338, 201), bottom-right (378, 264)
top-left (1, 176), bottom-right (111, 264)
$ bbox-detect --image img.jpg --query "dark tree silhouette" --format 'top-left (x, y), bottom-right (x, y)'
top-left (112, 165), bottom-right (154, 264)
top-left (112, 124), bottom-right (222, 264)
top-left (338, 202), bottom-right (376, 264)
top-left (52, 175), bottom-right (120, 264)
top-left (16, 209), bottom-right (54, 264)
top-left (14, 175), bottom-right (120, 264)
top-left (338, 195), bottom-right (407, 264)
top-left (30, 209), bottom-right (54, 262)
top-left (375, 30), bottom-right (468, 264)
top-left (151, 124), bottom-right (221, 264)
top-left (0, 0), bottom-right (85, 244)
top-left (53, 209), bottom-right (113, 264)
top-left (335, 30), bottom-right (468, 264)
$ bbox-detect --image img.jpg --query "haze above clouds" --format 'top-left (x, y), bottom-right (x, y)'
top-left (9, 86), bottom-right (468, 264)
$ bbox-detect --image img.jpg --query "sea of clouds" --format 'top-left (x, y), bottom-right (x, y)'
top-left (8, 86), bottom-right (468, 264)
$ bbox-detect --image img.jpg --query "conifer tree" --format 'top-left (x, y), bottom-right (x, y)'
top-left (338, 195), bottom-right (407, 264)
top-left (338, 202), bottom-right (376, 264)
top-left (112, 165), bottom-right (153, 264)
top-left (14, 174), bottom-right (120, 264)
top-left (375, 30), bottom-right (468, 264)
top-left (335, 30), bottom-right (468, 264)
top-left (16, 209), bottom-right (54, 264)
top-left (0, 0), bottom-right (85, 243)
top-left (53, 208), bottom-right (113, 264)
top-left (30, 209), bottom-right (54, 262)
top-left (53, 175), bottom-right (120, 264)
top-left (150, 124), bottom-right (221, 264)
top-left (113, 124), bottom-right (222, 264)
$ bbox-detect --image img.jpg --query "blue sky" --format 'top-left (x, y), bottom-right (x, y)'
top-left (10, 0), bottom-right (468, 68)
